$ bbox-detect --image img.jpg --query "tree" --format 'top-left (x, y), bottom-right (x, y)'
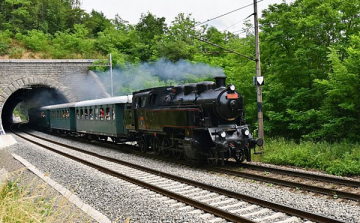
top-left (134, 12), bottom-right (167, 61)
top-left (84, 10), bottom-right (113, 37)
top-left (260, 0), bottom-right (360, 141)
top-left (154, 13), bottom-right (198, 61)
top-left (2, 0), bottom-right (32, 32)
top-left (313, 37), bottom-right (360, 142)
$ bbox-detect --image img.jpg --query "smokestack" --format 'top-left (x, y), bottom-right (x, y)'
top-left (214, 76), bottom-right (226, 88)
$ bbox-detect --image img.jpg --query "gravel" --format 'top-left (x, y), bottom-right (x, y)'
top-left (6, 130), bottom-right (360, 223)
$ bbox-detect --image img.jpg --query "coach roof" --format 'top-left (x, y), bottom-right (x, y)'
top-left (75, 95), bottom-right (133, 107)
top-left (41, 102), bottom-right (76, 110)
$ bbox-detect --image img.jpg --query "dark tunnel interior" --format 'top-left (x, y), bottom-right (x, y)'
top-left (1, 85), bottom-right (68, 130)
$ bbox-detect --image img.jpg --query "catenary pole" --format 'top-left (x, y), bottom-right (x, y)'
top-left (254, 0), bottom-right (264, 145)
top-left (110, 53), bottom-right (113, 97)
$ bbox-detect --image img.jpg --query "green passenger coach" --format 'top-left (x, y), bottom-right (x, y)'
top-left (41, 103), bottom-right (76, 132)
top-left (75, 96), bottom-right (133, 141)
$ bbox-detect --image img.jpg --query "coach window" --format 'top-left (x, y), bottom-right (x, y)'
top-left (99, 107), bottom-right (104, 120)
top-left (56, 110), bottom-right (59, 119)
top-left (80, 109), bottom-right (83, 119)
top-left (89, 108), bottom-right (93, 120)
top-left (95, 107), bottom-right (99, 120)
top-left (84, 108), bottom-right (88, 119)
top-left (105, 107), bottom-right (110, 120)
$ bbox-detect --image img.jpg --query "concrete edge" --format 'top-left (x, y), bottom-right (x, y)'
top-left (0, 135), bottom-right (17, 148)
top-left (11, 153), bottom-right (111, 223)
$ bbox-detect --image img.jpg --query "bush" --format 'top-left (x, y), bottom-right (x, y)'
top-left (0, 30), bottom-right (12, 55)
top-left (9, 47), bottom-right (25, 59)
top-left (15, 30), bottom-right (51, 52)
top-left (259, 138), bottom-right (360, 176)
top-left (0, 42), bottom-right (9, 55)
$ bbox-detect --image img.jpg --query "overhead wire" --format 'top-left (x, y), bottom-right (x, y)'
top-left (195, 0), bottom-right (264, 27)
top-left (192, 0), bottom-right (266, 60)
top-left (194, 37), bottom-right (256, 61)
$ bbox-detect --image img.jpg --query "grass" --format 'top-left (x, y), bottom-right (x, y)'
top-left (13, 108), bottom-right (27, 121)
top-left (0, 171), bottom-right (94, 223)
top-left (255, 138), bottom-right (360, 176)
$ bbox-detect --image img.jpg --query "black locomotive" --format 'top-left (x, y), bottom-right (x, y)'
top-left (128, 76), bottom-right (262, 164)
top-left (29, 76), bottom-right (262, 165)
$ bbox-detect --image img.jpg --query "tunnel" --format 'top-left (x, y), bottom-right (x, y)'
top-left (1, 85), bottom-right (68, 131)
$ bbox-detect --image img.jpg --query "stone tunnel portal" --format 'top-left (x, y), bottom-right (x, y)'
top-left (1, 85), bottom-right (69, 132)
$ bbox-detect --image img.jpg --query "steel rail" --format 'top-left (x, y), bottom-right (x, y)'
top-left (240, 163), bottom-right (360, 188)
top-left (212, 167), bottom-right (360, 201)
top-left (15, 124), bottom-right (344, 223)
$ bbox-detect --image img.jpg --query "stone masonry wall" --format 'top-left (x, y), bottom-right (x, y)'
top-left (0, 59), bottom-right (110, 134)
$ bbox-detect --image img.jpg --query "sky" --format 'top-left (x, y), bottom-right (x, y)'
top-left (81, 0), bottom-right (293, 34)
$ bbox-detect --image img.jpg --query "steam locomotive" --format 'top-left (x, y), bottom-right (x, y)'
top-left (28, 76), bottom-right (263, 165)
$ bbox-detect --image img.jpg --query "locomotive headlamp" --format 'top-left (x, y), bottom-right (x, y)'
top-left (220, 131), bottom-right (226, 138)
top-left (229, 84), bottom-right (236, 91)
top-left (244, 129), bottom-right (250, 136)
top-left (241, 129), bottom-right (250, 136)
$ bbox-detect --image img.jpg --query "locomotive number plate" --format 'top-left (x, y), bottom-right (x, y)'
top-left (227, 93), bottom-right (239, 99)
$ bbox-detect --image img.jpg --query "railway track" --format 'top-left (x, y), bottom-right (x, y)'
top-left (239, 163), bottom-right (360, 187)
top-left (12, 123), bottom-right (345, 223)
top-left (20, 124), bottom-right (360, 202)
top-left (211, 166), bottom-right (360, 201)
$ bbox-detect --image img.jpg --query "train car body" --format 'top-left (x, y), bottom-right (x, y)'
top-left (41, 103), bottom-right (76, 132)
top-left (28, 107), bottom-right (48, 130)
top-left (75, 96), bottom-right (133, 141)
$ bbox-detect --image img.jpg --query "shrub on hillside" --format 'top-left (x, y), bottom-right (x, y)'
top-left (15, 30), bottom-right (51, 52)
top-left (260, 138), bottom-right (360, 176)
top-left (0, 30), bottom-right (12, 55)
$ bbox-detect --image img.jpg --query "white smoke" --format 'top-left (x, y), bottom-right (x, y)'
top-left (97, 58), bottom-right (225, 96)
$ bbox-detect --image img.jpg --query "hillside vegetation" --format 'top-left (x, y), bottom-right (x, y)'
top-left (1, 0), bottom-right (359, 175)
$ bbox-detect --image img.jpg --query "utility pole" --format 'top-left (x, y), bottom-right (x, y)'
top-left (253, 0), bottom-right (264, 147)
top-left (109, 53), bottom-right (113, 97)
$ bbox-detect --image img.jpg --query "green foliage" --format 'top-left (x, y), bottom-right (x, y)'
top-left (260, 138), bottom-right (360, 176)
top-left (84, 10), bottom-right (113, 37)
top-left (51, 25), bottom-right (95, 58)
top-left (260, 0), bottom-right (360, 142)
top-left (0, 0), bottom-right (85, 34)
top-left (154, 13), bottom-right (198, 61)
top-left (9, 46), bottom-right (25, 58)
top-left (15, 30), bottom-right (51, 51)
top-left (0, 30), bottom-right (12, 55)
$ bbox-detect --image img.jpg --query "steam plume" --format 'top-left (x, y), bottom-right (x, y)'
top-left (97, 58), bottom-right (225, 96)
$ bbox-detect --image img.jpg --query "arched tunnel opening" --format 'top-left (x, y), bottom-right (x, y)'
top-left (1, 85), bottom-right (68, 131)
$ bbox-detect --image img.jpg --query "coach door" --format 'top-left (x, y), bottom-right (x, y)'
top-left (134, 95), bottom-right (148, 131)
